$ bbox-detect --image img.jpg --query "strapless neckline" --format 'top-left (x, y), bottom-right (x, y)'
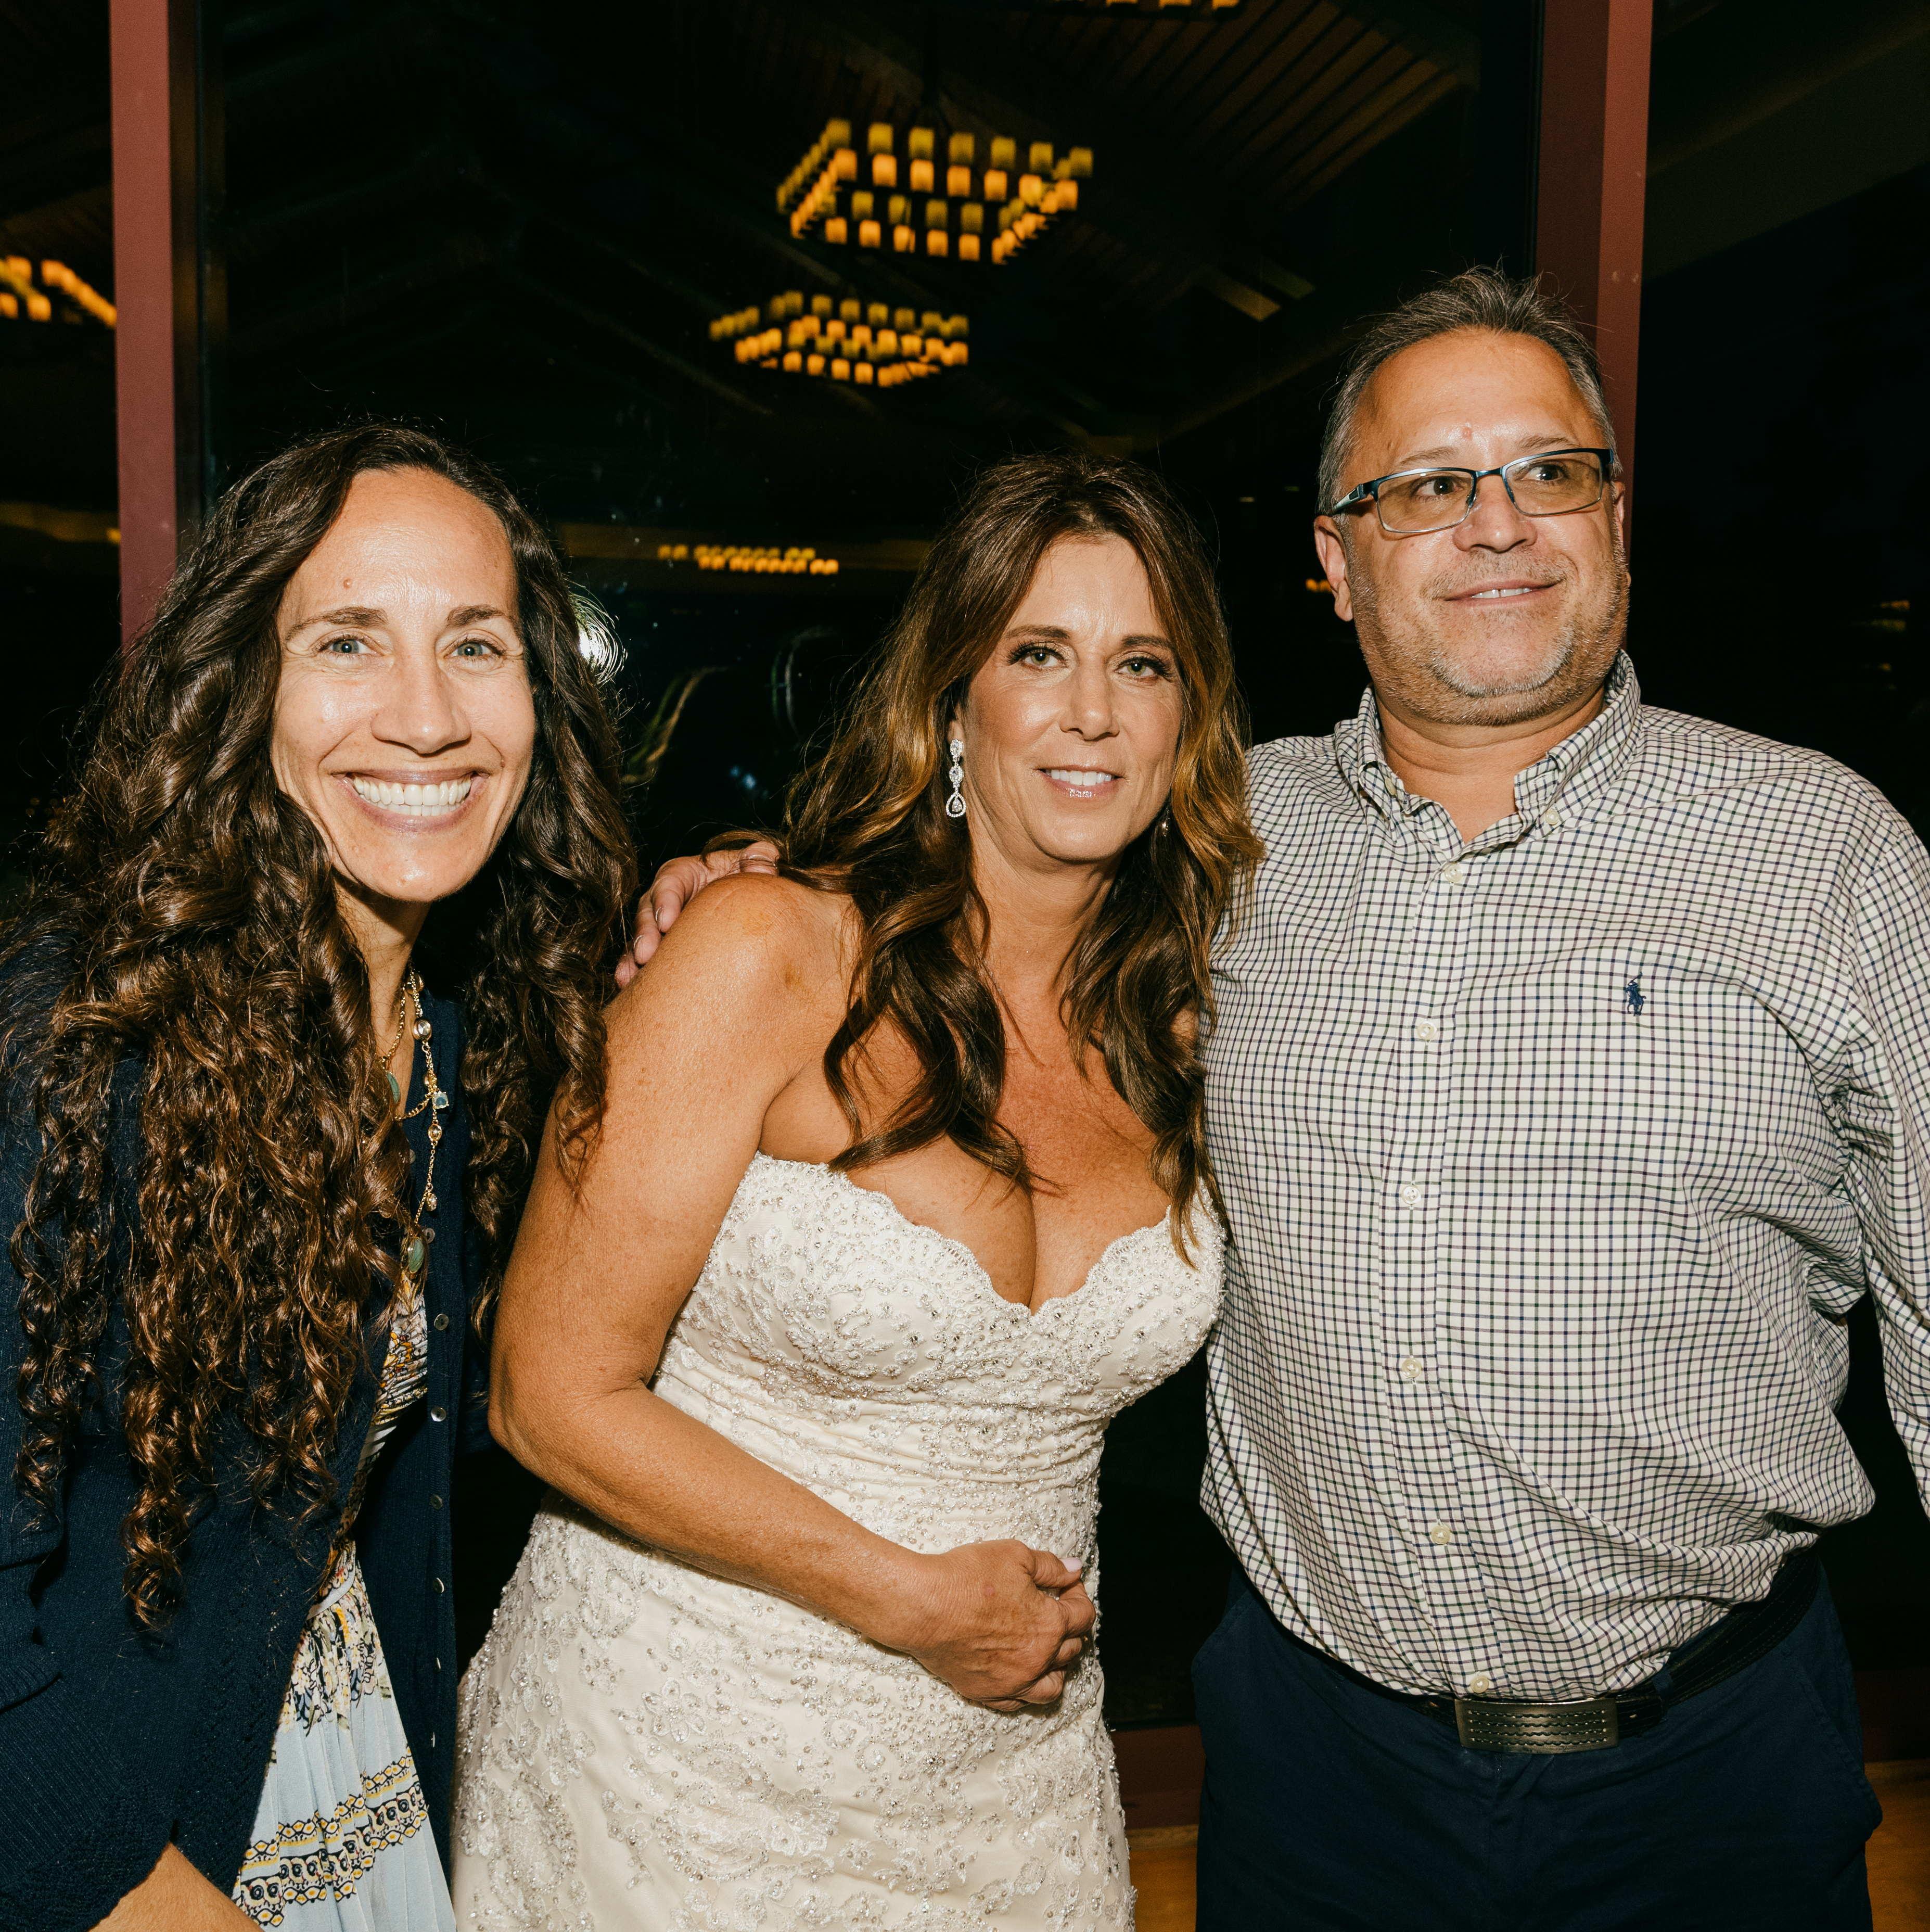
top-left (748, 1150), bottom-right (1175, 1319)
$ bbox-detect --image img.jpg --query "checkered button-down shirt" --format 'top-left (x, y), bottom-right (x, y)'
top-left (1201, 653), bottom-right (1930, 1701)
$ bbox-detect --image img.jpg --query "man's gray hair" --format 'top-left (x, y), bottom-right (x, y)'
top-left (1316, 267), bottom-right (1614, 512)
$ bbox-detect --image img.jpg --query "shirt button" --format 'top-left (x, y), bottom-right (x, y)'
top-left (1399, 1356), bottom-right (1425, 1382)
top-left (1399, 1184), bottom-right (1423, 1209)
top-left (1414, 1019), bottom-right (1439, 1042)
top-left (1439, 861), bottom-right (1465, 884)
top-left (1428, 1521), bottom-right (1454, 1546)
top-left (429, 1405), bottom-right (447, 1423)
top-left (1540, 807), bottom-right (1563, 831)
top-left (1467, 1672), bottom-right (1493, 1695)
top-left (433, 1313), bottom-right (451, 1331)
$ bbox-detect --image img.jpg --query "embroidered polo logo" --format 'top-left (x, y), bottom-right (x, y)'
top-left (1624, 976), bottom-right (1645, 1017)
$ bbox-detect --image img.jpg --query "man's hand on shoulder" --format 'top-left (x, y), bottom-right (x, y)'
top-left (618, 839), bottom-right (783, 987)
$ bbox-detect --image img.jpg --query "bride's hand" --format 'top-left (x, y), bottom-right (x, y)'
top-left (867, 1541), bottom-right (1095, 1707)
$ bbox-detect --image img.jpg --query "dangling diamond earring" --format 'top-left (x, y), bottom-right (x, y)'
top-left (945, 739), bottom-right (967, 820)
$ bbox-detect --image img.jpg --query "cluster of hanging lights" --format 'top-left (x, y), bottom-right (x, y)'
top-left (654, 543), bottom-right (841, 577)
top-left (711, 291), bottom-right (969, 389)
top-left (777, 121), bottom-right (1091, 264)
top-left (0, 258), bottom-right (115, 325)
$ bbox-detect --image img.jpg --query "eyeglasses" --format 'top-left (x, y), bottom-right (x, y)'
top-left (1324, 448), bottom-right (1616, 535)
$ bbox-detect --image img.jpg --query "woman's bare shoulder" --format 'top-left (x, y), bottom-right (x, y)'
top-left (632, 870), bottom-right (849, 1011)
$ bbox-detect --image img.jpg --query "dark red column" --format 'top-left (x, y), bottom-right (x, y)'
top-left (1535, 0), bottom-right (1652, 489)
top-left (111, 0), bottom-right (209, 645)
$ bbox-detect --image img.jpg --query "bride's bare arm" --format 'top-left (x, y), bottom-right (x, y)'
top-left (491, 874), bottom-right (1091, 1706)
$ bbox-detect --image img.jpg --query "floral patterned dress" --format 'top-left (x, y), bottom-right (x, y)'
top-left (233, 1274), bottom-right (456, 1930)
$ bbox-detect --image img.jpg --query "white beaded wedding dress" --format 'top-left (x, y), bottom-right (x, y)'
top-left (451, 1152), bottom-right (1221, 1931)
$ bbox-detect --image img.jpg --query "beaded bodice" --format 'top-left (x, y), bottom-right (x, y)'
top-left (653, 1153), bottom-right (1224, 1561)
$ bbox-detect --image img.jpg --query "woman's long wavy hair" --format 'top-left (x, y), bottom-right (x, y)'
top-left (3, 424), bottom-right (635, 1623)
top-left (781, 450), bottom-right (1261, 1244)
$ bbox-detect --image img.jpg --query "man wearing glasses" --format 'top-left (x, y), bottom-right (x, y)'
top-left (631, 268), bottom-right (1928, 1929)
top-left (1194, 267), bottom-right (1928, 1928)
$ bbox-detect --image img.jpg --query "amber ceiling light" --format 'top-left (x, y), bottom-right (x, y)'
top-left (776, 119), bottom-right (1090, 265)
top-left (0, 257), bottom-right (114, 326)
top-left (657, 544), bottom-right (841, 578)
top-left (712, 289), bottom-right (970, 389)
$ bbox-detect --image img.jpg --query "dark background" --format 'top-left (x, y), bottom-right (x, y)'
top-left (2, 0), bottom-right (1925, 1725)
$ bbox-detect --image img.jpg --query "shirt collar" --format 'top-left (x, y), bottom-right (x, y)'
top-left (1333, 683), bottom-right (1403, 819)
top-left (1511, 651), bottom-right (1642, 822)
top-left (1334, 651), bottom-right (1642, 828)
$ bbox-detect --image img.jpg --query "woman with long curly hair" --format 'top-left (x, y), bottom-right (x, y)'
top-left (453, 451), bottom-right (1261, 1929)
top-left (0, 425), bottom-right (634, 1932)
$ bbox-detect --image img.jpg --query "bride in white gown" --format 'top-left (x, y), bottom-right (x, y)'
top-left (452, 452), bottom-right (1260, 1931)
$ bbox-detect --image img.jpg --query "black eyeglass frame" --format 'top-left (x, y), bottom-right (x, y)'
top-left (1322, 447), bottom-right (1619, 533)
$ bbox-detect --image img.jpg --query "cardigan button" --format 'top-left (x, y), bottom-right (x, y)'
top-left (433, 1313), bottom-right (450, 1331)
top-left (433, 1576), bottom-right (446, 1594)
top-left (430, 1494), bottom-right (444, 1509)
top-left (429, 1405), bottom-right (447, 1423)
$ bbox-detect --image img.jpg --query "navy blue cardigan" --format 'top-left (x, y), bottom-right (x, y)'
top-left (0, 982), bottom-right (492, 1932)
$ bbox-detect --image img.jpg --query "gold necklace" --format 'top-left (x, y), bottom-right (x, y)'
top-left (397, 979), bottom-right (436, 1123)
top-left (377, 978), bottom-right (410, 1084)
top-left (388, 970), bottom-right (445, 1285)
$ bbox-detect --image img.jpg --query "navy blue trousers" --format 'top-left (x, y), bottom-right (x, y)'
top-left (1194, 1572), bottom-right (1878, 1931)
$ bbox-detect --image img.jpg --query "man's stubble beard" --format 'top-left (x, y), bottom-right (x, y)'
top-left (1346, 529), bottom-right (1630, 729)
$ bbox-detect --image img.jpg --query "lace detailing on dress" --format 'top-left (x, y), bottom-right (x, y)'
top-left (452, 1154), bottom-right (1222, 1931)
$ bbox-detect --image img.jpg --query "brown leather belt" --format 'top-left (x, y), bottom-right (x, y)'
top-left (1397, 1548), bottom-right (1821, 1756)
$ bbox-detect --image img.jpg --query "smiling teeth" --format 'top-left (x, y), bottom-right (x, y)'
top-left (1046, 769), bottom-right (1118, 786)
top-left (1470, 586), bottom-right (1539, 599)
top-left (350, 777), bottom-right (474, 813)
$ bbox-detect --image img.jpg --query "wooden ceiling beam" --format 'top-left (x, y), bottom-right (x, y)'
top-left (1324, 1), bottom-right (1477, 86)
top-left (504, 270), bottom-right (786, 419)
top-left (230, 233), bottom-right (503, 359)
top-left (226, 145), bottom-right (461, 257)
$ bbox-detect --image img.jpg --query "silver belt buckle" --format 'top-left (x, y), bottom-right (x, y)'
top-left (1453, 1693), bottom-right (1620, 1755)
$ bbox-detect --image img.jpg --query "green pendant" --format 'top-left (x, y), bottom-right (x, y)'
top-left (388, 1071), bottom-right (402, 1103)
top-left (403, 1232), bottom-right (426, 1278)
